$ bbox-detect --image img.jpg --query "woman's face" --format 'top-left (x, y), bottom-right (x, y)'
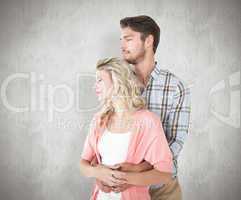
top-left (95, 70), bottom-right (113, 101)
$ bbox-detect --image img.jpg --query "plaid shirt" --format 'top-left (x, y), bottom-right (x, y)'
top-left (141, 62), bottom-right (191, 184)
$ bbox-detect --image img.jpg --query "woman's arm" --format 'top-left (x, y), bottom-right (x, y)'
top-left (79, 159), bottom-right (96, 178)
top-left (125, 112), bottom-right (173, 186)
top-left (80, 159), bottom-right (128, 187)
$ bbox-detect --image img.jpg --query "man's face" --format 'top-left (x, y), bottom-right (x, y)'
top-left (120, 27), bottom-right (146, 64)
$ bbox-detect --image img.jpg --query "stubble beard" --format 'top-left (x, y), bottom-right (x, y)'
top-left (123, 49), bottom-right (145, 65)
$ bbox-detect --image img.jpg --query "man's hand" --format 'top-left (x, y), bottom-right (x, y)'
top-left (90, 157), bottom-right (127, 192)
top-left (95, 164), bottom-right (129, 193)
top-left (93, 164), bottom-right (127, 187)
top-left (90, 158), bottom-right (153, 192)
top-left (108, 161), bottom-right (154, 192)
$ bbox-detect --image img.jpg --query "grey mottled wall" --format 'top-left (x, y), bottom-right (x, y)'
top-left (0, 0), bottom-right (240, 200)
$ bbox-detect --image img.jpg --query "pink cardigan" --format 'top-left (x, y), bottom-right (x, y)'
top-left (81, 109), bottom-right (173, 200)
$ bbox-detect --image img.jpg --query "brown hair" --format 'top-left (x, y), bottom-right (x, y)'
top-left (120, 15), bottom-right (160, 53)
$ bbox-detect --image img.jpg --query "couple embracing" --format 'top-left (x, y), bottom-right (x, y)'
top-left (80, 15), bottom-right (191, 200)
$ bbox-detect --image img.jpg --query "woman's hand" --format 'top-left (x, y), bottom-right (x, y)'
top-left (96, 179), bottom-right (112, 193)
top-left (111, 183), bottom-right (132, 193)
top-left (93, 164), bottom-right (128, 187)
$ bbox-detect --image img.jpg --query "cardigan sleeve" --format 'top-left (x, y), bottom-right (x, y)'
top-left (81, 116), bottom-right (98, 161)
top-left (143, 113), bottom-right (173, 173)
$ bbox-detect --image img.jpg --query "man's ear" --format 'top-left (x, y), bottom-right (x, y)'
top-left (145, 35), bottom-right (154, 50)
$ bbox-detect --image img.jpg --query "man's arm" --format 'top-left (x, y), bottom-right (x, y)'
top-left (114, 160), bottom-right (153, 172)
top-left (91, 159), bottom-right (153, 193)
top-left (124, 169), bottom-right (172, 186)
top-left (168, 81), bottom-right (191, 167)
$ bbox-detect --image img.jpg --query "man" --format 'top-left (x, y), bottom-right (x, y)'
top-left (96, 15), bottom-right (191, 200)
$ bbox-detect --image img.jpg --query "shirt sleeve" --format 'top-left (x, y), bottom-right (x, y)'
top-left (81, 116), bottom-right (97, 161)
top-left (144, 114), bottom-right (173, 173)
top-left (167, 80), bottom-right (191, 159)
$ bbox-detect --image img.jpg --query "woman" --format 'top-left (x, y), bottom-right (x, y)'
top-left (80, 58), bottom-right (173, 200)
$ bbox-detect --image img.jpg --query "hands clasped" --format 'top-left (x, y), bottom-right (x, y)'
top-left (95, 163), bottom-right (132, 193)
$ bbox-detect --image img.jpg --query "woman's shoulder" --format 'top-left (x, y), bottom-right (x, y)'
top-left (133, 109), bottom-right (160, 121)
top-left (133, 109), bottom-right (161, 127)
top-left (132, 109), bottom-right (162, 139)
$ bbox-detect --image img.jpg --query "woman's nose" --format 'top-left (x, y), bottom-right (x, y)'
top-left (93, 83), bottom-right (101, 93)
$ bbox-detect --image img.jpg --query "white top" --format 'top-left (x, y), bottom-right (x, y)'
top-left (97, 129), bottom-right (132, 200)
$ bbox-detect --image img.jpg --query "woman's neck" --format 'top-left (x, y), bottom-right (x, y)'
top-left (112, 100), bottom-right (134, 119)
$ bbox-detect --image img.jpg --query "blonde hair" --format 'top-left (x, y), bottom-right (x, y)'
top-left (96, 57), bottom-right (146, 126)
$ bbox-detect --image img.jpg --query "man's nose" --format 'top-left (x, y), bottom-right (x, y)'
top-left (120, 40), bottom-right (126, 51)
